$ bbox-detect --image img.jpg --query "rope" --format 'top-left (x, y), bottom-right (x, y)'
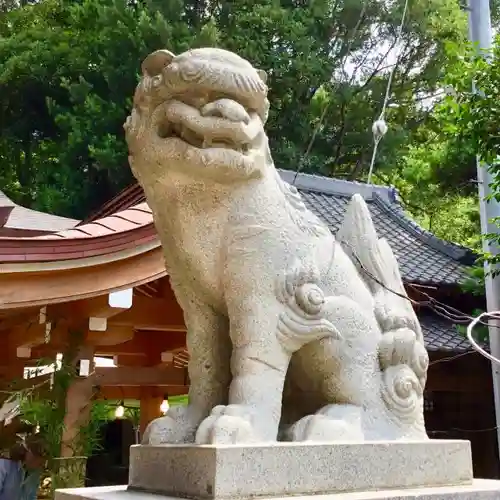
top-left (367, 0), bottom-right (410, 184)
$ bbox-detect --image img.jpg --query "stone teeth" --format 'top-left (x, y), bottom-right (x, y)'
top-left (170, 122), bottom-right (245, 151)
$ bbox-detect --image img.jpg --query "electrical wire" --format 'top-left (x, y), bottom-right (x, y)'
top-left (340, 240), bottom-right (493, 329)
top-left (367, 0), bottom-right (410, 184)
top-left (342, 238), bottom-right (500, 370)
top-left (342, 239), bottom-right (500, 379)
top-left (429, 426), bottom-right (499, 434)
top-left (428, 351), bottom-right (475, 366)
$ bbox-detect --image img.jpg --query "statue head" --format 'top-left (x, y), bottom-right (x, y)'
top-left (124, 47), bottom-right (271, 185)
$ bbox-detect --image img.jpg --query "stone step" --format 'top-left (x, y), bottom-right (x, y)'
top-left (56, 480), bottom-right (500, 500)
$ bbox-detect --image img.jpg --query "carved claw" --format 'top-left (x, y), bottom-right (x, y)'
top-left (285, 404), bottom-right (365, 442)
top-left (142, 405), bottom-right (203, 445)
top-left (195, 404), bottom-right (261, 444)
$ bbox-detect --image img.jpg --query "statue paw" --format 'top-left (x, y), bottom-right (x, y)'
top-left (142, 405), bottom-right (203, 445)
top-left (285, 404), bottom-right (365, 442)
top-left (195, 404), bottom-right (261, 444)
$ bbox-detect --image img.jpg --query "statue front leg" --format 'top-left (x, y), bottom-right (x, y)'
top-left (143, 297), bottom-right (231, 444)
top-left (195, 302), bottom-right (290, 444)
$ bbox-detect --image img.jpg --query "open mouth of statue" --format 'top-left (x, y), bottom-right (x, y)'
top-left (157, 98), bottom-right (259, 155)
top-left (164, 122), bottom-right (250, 153)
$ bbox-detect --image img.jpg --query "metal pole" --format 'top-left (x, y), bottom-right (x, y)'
top-left (467, 0), bottom-right (500, 461)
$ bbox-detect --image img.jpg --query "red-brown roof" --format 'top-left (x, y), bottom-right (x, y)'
top-left (82, 183), bottom-right (145, 224)
top-left (0, 191), bottom-right (79, 236)
top-left (0, 202), bottom-right (157, 264)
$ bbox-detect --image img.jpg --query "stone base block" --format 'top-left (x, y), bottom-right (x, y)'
top-left (56, 481), bottom-right (500, 499)
top-left (128, 441), bottom-right (473, 499)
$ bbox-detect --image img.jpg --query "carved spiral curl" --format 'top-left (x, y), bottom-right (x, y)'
top-left (295, 283), bottom-right (325, 316)
top-left (410, 341), bottom-right (429, 381)
top-left (380, 364), bottom-right (423, 424)
top-left (378, 328), bottom-right (416, 370)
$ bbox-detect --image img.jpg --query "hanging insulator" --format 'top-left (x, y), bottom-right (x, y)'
top-left (372, 119), bottom-right (388, 141)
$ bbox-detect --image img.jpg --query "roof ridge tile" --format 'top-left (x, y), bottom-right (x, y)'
top-left (278, 169), bottom-right (397, 204)
top-left (371, 194), bottom-right (477, 266)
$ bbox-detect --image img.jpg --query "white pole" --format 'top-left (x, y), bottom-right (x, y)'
top-left (467, 0), bottom-right (500, 460)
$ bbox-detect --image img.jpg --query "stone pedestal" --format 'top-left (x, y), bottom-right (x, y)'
top-left (55, 441), bottom-right (500, 500)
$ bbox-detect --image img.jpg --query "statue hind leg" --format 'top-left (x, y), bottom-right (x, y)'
top-left (284, 295), bottom-right (427, 442)
top-left (283, 295), bottom-right (380, 442)
top-left (281, 192), bottom-right (428, 443)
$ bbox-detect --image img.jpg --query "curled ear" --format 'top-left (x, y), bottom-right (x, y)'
top-left (257, 69), bottom-right (268, 84)
top-left (141, 49), bottom-right (175, 77)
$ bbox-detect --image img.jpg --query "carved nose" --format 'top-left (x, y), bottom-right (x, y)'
top-left (201, 99), bottom-right (250, 124)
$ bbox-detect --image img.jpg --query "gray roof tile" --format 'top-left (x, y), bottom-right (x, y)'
top-left (419, 311), bottom-right (471, 352)
top-left (279, 170), bottom-right (476, 285)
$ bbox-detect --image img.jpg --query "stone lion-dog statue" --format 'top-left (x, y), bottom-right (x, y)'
top-left (124, 47), bottom-right (429, 445)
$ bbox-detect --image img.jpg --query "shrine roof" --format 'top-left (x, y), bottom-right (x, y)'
top-left (0, 170), bottom-right (475, 286)
top-left (279, 170), bottom-right (476, 285)
top-left (0, 172), bottom-right (477, 352)
top-left (0, 190), bottom-right (79, 236)
top-left (85, 170), bottom-right (476, 286)
top-left (0, 202), bottom-right (157, 266)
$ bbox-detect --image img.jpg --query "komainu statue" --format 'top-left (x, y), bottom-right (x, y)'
top-left (124, 47), bottom-right (429, 445)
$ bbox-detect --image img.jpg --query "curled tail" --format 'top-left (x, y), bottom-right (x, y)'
top-left (337, 194), bottom-right (428, 420)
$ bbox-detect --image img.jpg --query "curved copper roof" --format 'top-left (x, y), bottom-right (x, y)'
top-left (0, 190), bottom-right (79, 236)
top-left (0, 203), bottom-right (157, 264)
top-left (0, 196), bottom-right (163, 309)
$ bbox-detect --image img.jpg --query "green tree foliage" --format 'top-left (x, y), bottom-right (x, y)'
top-left (0, 0), bottom-right (472, 219)
top-left (392, 31), bottom-right (500, 250)
top-left (379, 122), bottom-right (481, 249)
top-left (0, 0), bottom-right (210, 216)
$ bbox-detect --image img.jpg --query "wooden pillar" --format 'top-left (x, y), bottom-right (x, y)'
top-left (60, 345), bottom-right (95, 458)
top-left (139, 387), bottom-right (163, 435)
top-left (139, 345), bottom-right (163, 436)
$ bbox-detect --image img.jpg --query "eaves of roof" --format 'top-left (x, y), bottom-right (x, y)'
top-left (0, 203), bottom-right (157, 265)
top-left (0, 190), bottom-right (79, 234)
